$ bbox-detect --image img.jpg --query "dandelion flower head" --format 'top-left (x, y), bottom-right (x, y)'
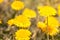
top-left (11, 1), bottom-right (24, 10)
top-left (15, 29), bottom-right (31, 40)
top-left (37, 6), bottom-right (56, 17)
top-left (14, 15), bottom-right (31, 28)
top-left (22, 8), bottom-right (36, 18)
top-left (7, 19), bottom-right (14, 26)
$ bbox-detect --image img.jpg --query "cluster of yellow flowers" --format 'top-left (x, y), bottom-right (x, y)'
top-left (1, 0), bottom-right (60, 39)
top-left (37, 5), bottom-right (60, 36)
top-left (0, 0), bottom-right (60, 40)
top-left (7, 15), bottom-right (32, 40)
top-left (37, 17), bottom-right (59, 36)
top-left (7, 0), bottom-right (37, 27)
top-left (7, 9), bottom-right (36, 28)
top-left (7, 0), bottom-right (34, 40)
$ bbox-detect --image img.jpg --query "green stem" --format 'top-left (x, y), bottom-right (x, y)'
top-left (47, 17), bottom-right (49, 40)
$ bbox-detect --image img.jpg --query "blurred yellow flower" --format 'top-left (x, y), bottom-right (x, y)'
top-left (15, 29), bottom-right (31, 40)
top-left (14, 15), bottom-right (31, 28)
top-left (47, 26), bottom-right (59, 36)
top-left (7, 19), bottom-right (14, 26)
top-left (37, 6), bottom-right (56, 17)
top-left (11, 1), bottom-right (24, 10)
top-left (0, 0), bottom-right (3, 4)
top-left (37, 21), bottom-right (46, 32)
top-left (22, 8), bottom-right (36, 18)
top-left (45, 16), bottom-right (59, 28)
top-left (37, 21), bottom-right (59, 36)
top-left (57, 4), bottom-right (60, 16)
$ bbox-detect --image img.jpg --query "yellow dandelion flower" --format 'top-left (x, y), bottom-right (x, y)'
top-left (45, 16), bottom-right (59, 28)
top-left (0, 0), bottom-right (3, 4)
top-left (7, 19), bottom-right (14, 26)
top-left (37, 21), bottom-right (59, 36)
top-left (22, 8), bottom-right (36, 18)
top-left (37, 6), bottom-right (56, 17)
top-left (11, 1), bottom-right (24, 10)
top-left (47, 26), bottom-right (59, 36)
top-left (57, 4), bottom-right (60, 16)
top-left (14, 15), bottom-right (31, 28)
top-left (37, 21), bottom-right (46, 32)
top-left (15, 37), bottom-right (30, 40)
top-left (15, 29), bottom-right (31, 40)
